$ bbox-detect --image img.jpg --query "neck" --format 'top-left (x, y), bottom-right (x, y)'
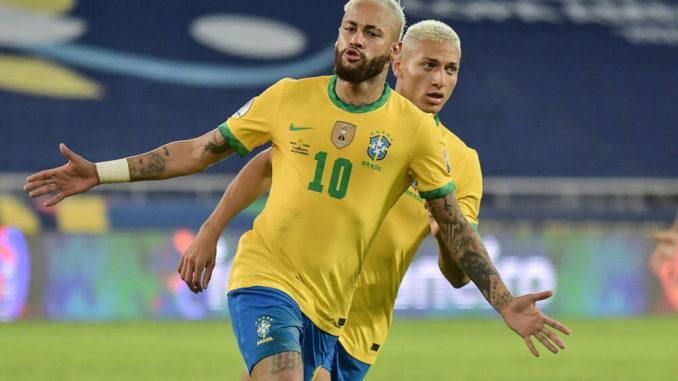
top-left (394, 81), bottom-right (405, 97)
top-left (334, 70), bottom-right (388, 106)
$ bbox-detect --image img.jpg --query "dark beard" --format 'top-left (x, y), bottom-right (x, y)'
top-left (334, 47), bottom-right (390, 83)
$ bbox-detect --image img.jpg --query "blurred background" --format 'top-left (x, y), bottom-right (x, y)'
top-left (1, 0), bottom-right (677, 379)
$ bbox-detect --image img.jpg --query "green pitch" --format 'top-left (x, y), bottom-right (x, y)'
top-left (2, 317), bottom-right (677, 380)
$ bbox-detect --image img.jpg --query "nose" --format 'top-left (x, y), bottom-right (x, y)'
top-left (349, 31), bottom-right (365, 50)
top-left (431, 68), bottom-right (446, 89)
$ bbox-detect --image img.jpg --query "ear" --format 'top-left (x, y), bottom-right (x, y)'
top-left (392, 56), bottom-right (402, 78)
top-left (391, 41), bottom-right (403, 77)
top-left (391, 41), bottom-right (402, 60)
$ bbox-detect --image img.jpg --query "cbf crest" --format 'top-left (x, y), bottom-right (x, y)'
top-left (367, 131), bottom-right (392, 161)
top-left (332, 121), bottom-right (356, 149)
top-left (255, 316), bottom-right (274, 345)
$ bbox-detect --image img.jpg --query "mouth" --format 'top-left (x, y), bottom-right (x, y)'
top-left (426, 92), bottom-right (444, 103)
top-left (343, 48), bottom-right (363, 63)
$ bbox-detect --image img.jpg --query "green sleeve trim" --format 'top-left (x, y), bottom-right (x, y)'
top-left (418, 181), bottom-right (456, 200)
top-left (218, 122), bottom-right (250, 158)
top-left (469, 222), bottom-right (479, 231)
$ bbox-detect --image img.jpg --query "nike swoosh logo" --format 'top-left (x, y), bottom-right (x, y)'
top-left (289, 123), bottom-right (314, 131)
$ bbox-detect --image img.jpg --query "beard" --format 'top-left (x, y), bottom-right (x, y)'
top-left (334, 47), bottom-right (391, 83)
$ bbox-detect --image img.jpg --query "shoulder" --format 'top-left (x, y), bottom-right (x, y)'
top-left (265, 76), bottom-right (330, 101)
top-left (440, 124), bottom-right (480, 165)
top-left (387, 90), bottom-right (432, 127)
top-left (278, 75), bottom-right (331, 90)
top-left (440, 125), bottom-right (475, 154)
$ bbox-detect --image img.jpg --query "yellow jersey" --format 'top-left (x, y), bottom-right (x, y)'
top-left (338, 120), bottom-right (482, 364)
top-left (222, 76), bottom-right (455, 335)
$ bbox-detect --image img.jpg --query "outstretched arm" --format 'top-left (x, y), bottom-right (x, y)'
top-left (24, 128), bottom-right (233, 206)
top-left (178, 148), bottom-right (273, 293)
top-left (428, 193), bottom-right (571, 356)
top-left (431, 151), bottom-right (482, 289)
top-left (126, 128), bottom-right (234, 180)
top-left (428, 194), bottom-right (509, 310)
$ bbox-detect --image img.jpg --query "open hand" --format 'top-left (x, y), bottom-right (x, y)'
top-left (500, 290), bottom-right (571, 357)
top-left (23, 143), bottom-right (99, 207)
top-left (177, 230), bottom-right (218, 293)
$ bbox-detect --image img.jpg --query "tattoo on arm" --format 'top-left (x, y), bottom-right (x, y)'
top-left (429, 193), bottom-right (513, 312)
top-left (269, 352), bottom-right (302, 374)
top-left (128, 152), bottom-right (166, 181)
top-left (162, 145), bottom-right (170, 157)
top-left (203, 131), bottom-right (231, 154)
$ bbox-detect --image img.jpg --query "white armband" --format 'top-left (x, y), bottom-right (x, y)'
top-left (95, 159), bottom-right (131, 184)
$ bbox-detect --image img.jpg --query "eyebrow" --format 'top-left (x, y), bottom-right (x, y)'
top-left (344, 20), bottom-right (385, 34)
top-left (421, 57), bottom-right (458, 67)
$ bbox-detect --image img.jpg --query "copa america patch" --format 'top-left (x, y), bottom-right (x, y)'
top-left (232, 98), bottom-right (254, 118)
top-left (332, 121), bottom-right (356, 149)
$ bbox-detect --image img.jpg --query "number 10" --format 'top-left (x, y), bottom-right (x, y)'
top-left (308, 151), bottom-right (352, 199)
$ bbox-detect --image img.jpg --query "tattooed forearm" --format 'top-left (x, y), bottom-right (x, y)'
top-left (429, 193), bottom-right (513, 312)
top-left (269, 352), bottom-right (302, 374)
top-left (203, 131), bottom-right (231, 154)
top-left (490, 276), bottom-right (513, 308)
top-left (459, 251), bottom-right (511, 310)
top-left (123, 134), bottom-right (230, 181)
top-left (128, 152), bottom-right (166, 180)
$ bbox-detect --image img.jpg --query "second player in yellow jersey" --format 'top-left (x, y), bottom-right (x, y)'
top-left (337, 119), bottom-right (482, 365)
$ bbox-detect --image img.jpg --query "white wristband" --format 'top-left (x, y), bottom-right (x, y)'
top-left (96, 159), bottom-right (131, 184)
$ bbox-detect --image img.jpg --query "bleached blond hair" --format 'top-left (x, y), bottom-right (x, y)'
top-left (402, 20), bottom-right (461, 55)
top-left (343, 0), bottom-right (406, 40)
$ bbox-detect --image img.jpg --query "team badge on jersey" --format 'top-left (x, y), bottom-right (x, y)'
top-left (367, 132), bottom-right (392, 161)
top-left (232, 98), bottom-right (254, 118)
top-left (332, 121), bottom-right (356, 149)
top-left (255, 316), bottom-right (274, 345)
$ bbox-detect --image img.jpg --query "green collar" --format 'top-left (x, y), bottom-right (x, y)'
top-left (328, 75), bottom-right (391, 113)
top-left (434, 114), bottom-right (441, 126)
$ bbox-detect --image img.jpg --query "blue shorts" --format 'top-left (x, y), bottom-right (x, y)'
top-left (227, 286), bottom-right (338, 379)
top-left (324, 341), bottom-right (371, 381)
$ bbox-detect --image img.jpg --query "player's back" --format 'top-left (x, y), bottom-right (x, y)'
top-left (225, 75), bottom-right (454, 335)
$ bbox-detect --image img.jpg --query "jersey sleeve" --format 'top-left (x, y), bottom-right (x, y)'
top-left (410, 115), bottom-right (456, 200)
top-left (455, 149), bottom-right (483, 230)
top-left (218, 78), bottom-right (289, 157)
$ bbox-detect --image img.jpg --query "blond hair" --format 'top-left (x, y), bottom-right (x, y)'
top-left (402, 20), bottom-right (461, 54)
top-left (344, 0), bottom-right (406, 40)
